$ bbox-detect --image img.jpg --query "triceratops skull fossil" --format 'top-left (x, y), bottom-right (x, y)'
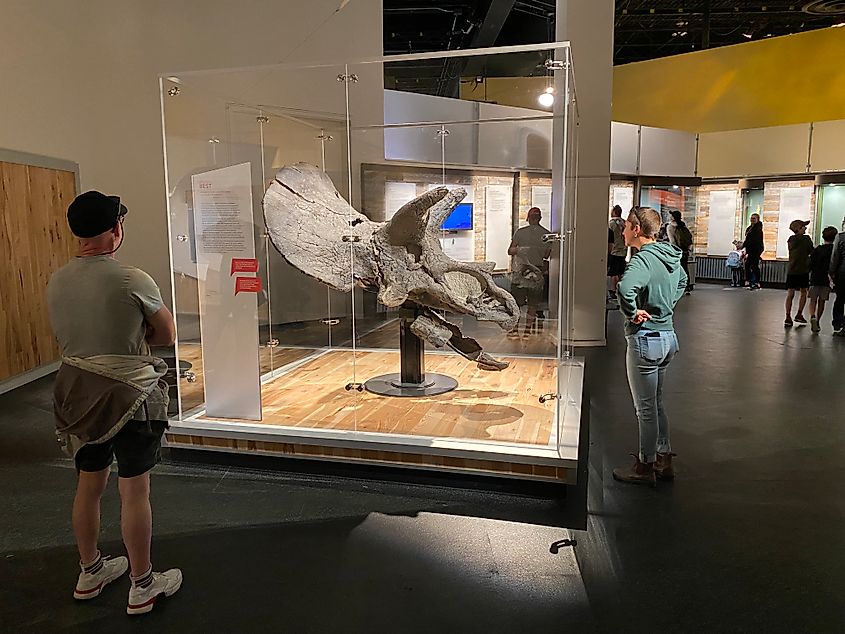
top-left (263, 163), bottom-right (520, 371)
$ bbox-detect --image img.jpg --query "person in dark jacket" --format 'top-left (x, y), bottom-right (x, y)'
top-left (829, 226), bottom-right (845, 335)
top-left (808, 226), bottom-right (837, 332)
top-left (743, 213), bottom-right (764, 290)
top-left (612, 207), bottom-right (687, 487)
top-left (667, 210), bottom-right (693, 294)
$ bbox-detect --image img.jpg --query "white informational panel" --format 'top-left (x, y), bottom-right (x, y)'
top-left (610, 122), bottom-right (640, 175)
top-left (776, 187), bottom-right (813, 259)
top-left (384, 181), bottom-right (418, 220)
top-left (440, 234), bottom-right (474, 262)
top-left (485, 184), bottom-right (513, 269)
top-left (639, 126), bottom-right (698, 177)
top-left (706, 190), bottom-right (738, 256)
top-left (531, 185), bottom-right (552, 217)
top-left (612, 187), bottom-right (634, 218)
top-left (192, 163), bottom-right (262, 420)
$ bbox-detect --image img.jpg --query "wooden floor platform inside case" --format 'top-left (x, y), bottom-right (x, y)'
top-left (166, 348), bottom-right (583, 483)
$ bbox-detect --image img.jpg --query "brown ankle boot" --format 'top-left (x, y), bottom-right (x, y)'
top-left (654, 452), bottom-right (676, 481)
top-left (612, 454), bottom-right (656, 488)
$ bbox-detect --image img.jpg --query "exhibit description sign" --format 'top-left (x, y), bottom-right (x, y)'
top-left (384, 181), bottom-right (418, 220)
top-left (192, 163), bottom-right (262, 420)
top-left (776, 187), bottom-right (813, 259)
top-left (485, 185), bottom-right (513, 269)
top-left (612, 187), bottom-right (634, 219)
top-left (706, 190), bottom-right (738, 256)
top-left (531, 185), bottom-right (552, 222)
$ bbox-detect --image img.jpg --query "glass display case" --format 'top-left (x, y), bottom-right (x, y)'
top-left (639, 182), bottom-right (700, 240)
top-left (159, 43), bottom-right (582, 483)
top-left (742, 186), bottom-right (764, 229)
top-left (815, 181), bottom-right (845, 240)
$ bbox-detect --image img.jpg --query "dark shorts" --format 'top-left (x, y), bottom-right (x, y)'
top-left (511, 285), bottom-right (543, 306)
top-left (786, 273), bottom-right (810, 290)
top-left (608, 254), bottom-right (627, 277)
top-left (75, 420), bottom-right (167, 478)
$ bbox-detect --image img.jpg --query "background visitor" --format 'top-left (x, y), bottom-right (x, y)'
top-left (726, 240), bottom-right (745, 287)
top-left (784, 219), bottom-right (813, 327)
top-left (808, 226), bottom-right (837, 333)
top-left (743, 213), bottom-right (765, 290)
top-left (667, 210), bottom-right (693, 294)
top-left (508, 207), bottom-right (550, 337)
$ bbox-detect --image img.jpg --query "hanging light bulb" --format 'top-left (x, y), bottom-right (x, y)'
top-left (538, 86), bottom-right (555, 108)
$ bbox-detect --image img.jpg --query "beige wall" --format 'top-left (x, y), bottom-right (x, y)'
top-left (0, 0), bottom-right (383, 305)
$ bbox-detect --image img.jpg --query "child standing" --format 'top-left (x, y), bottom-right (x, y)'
top-left (726, 240), bottom-right (744, 287)
top-left (808, 226), bottom-right (838, 332)
top-left (785, 219), bottom-right (814, 327)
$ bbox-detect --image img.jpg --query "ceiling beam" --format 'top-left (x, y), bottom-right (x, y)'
top-left (435, 0), bottom-right (520, 96)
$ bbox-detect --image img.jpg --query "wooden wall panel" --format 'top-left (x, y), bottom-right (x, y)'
top-left (0, 161), bottom-right (76, 381)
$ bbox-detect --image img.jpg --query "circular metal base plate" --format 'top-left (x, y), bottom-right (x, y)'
top-left (364, 373), bottom-right (458, 398)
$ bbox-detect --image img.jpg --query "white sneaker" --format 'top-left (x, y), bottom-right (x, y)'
top-left (126, 569), bottom-right (183, 615)
top-left (73, 555), bottom-right (128, 600)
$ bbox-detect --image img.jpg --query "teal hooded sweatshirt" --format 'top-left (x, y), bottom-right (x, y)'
top-left (617, 241), bottom-right (688, 336)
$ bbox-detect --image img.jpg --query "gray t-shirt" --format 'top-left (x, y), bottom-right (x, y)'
top-left (510, 224), bottom-right (550, 269)
top-left (608, 218), bottom-right (627, 257)
top-left (47, 256), bottom-right (164, 358)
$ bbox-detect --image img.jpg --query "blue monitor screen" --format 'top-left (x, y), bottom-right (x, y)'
top-left (441, 203), bottom-right (473, 231)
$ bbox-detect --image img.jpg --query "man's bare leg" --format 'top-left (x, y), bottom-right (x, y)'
top-left (817, 297), bottom-right (827, 320)
top-left (73, 468), bottom-right (110, 564)
top-left (785, 289), bottom-right (795, 319)
top-left (796, 289), bottom-right (808, 318)
top-left (119, 473), bottom-right (152, 577)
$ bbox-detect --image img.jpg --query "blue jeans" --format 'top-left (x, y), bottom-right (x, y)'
top-left (745, 255), bottom-right (760, 287)
top-left (625, 330), bottom-right (679, 463)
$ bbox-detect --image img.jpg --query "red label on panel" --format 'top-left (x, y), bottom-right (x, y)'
top-left (230, 258), bottom-right (259, 275)
top-left (234, 276), bottom-right (262, 295)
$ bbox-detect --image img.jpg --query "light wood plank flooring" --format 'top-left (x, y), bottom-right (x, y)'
top-left (177, 343), bottom-right (315, 412)
top-left (193, 349), bottom-right (558, 446)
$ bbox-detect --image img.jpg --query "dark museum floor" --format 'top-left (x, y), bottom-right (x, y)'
top-left (2, 284), bottom-right (843, 633)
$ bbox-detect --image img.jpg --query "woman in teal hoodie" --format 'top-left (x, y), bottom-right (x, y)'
top-left (613, 207), bottom-right (688, 487)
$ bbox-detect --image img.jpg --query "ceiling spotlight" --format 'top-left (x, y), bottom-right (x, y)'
top-left (833, 22), bottom-right (845, 28)
top-left (743, 33), bottom-right (753, 38)
top-left (672, 185), bottom-right (680, 190)
top-left (538, 87), bottom-right (555, 108)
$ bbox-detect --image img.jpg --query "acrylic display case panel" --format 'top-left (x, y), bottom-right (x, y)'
top-left (160, 43), bottom-right (582, 482)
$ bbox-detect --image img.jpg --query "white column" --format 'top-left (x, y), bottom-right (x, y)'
top-left (556, 0), bottom-right (614, 346)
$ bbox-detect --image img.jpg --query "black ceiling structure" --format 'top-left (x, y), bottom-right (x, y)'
top-left (614, 1), bottom-right (845, 64)
top-left (383, 1), bottom-right (845, 92)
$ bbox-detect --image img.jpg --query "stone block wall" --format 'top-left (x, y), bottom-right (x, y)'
top-left (760, 179), bottom-right (816, 261)
top-left (693, 183), bottom-right (743, 255)
top-left (686, 181), bottom-right (816, 259)
top-left (361, 163), bottom-right (517, 264)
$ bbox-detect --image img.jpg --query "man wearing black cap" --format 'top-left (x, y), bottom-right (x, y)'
top-left (47, 191), bottom-right (181, 615)
top-left (508, 206), bottom-right (551, 337)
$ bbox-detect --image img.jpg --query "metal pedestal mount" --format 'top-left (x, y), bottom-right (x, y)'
top-left (364, 305), bottom-right (458, 398)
